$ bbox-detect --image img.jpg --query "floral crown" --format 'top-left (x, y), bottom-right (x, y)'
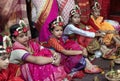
top-left (69, 5), bottom-right (81, 17)
top-left (13, 20), bottom-right (29, 36)
top-left (92, 1), bottom-right (101, 12)
top-left (51, 16), bottom-right (64, 28)
top-left (0, 35), bottom-right (12, 54)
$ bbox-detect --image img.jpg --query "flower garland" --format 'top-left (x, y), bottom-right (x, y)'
top-left (13, 20), bottom-right (29, 36)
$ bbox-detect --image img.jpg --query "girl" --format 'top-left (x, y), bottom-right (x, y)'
top-left (63, 5), bottom-right (115, 58)
top-left (9, 21), bottom-right (67, 81)
top-left (47, 16), bottom-right (102, 79)
top-left (87, 1), bottom-right (120, 59)
top-left (88, 1), bottom-right (120, 46)
top-left (0, 37), bottom-right (23, 81)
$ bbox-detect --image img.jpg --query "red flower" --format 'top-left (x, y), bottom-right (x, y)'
top-left (6, 47), bottom-right (11, 53)
top-left (76, 10), bottom-right (79, 13)
top-left (23, 27), bottom-right (28, 32)
top-left (59, 22), bottom-right (63, 26)
top-left (13, 31), bottom-right (19, 36)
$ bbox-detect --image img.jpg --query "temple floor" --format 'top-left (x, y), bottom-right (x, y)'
top-left (73, 58), bottom-right (120, 81)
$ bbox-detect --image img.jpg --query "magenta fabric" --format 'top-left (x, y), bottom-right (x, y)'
top-left (39, 0), bottom-right (59, 42)
top-left (59, 38), bottom-right (86, 73)
top-left (12, 40), bottom-right (67, 81)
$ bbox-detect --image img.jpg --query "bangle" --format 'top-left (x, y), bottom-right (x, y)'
top-left (52, 57), bottom-right (56, 64)
top-left (53, 53), bottom-right (57, 60)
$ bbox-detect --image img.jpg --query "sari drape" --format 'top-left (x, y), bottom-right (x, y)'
top-left (32, 0), bottom-right (59, 42)
top-left (90, 15), bottom-right (115, 45)
top-left (57, 0), bottom-right (75, 25)
top-left (12, 40), bottom-right (67, 81)
top-left (0, 0), bottom-right (29, 32)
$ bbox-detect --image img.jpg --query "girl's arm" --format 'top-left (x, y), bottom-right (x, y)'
top-left (61, 49), bottom-right (83, 55)
top-left (48, 38), bottom-right (85, 56)
top-left (26, 55), bottom-right (53, 65)
top-left (10, 50), bottom-right (60, 66)
top-left (67, 24), bottom-right (95, 38)
top-left (25, 54), bottom-right (61, 66)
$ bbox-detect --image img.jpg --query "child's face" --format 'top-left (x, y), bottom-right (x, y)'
top-left (71, 13), bottom-right (80, 25)
top-left (0, 54), bottom-right (9, 70)
top-left (93, 10), bottom-right (100, 17)
top-left (14, 32), bottom-right (29, 46)
top-left (51, 26), bottom-right (63, 38)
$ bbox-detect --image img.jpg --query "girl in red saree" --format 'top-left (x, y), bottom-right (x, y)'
top-left (9, 20), bottom-right (67, 81)
top-left (0, 37), bottom-right (23, 81)
top-left (88, 1), bottom-right (120, 46)
top-left (47, 16), bottom-right (102, 79)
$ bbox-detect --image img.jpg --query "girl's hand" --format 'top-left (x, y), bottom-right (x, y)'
top-left (52, 53), bottom-right (61, 66)
top-left (82, 48), bottom-right (88, 57)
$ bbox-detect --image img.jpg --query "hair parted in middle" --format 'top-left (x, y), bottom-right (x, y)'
top-left (10, 20), bottom-right (29, 37)
top-left (92, 1), bottom-right (101, 12)
top-left (49, 16), bottom-right (64, 31)
top-left (69, 5), bottom-right (81, 17)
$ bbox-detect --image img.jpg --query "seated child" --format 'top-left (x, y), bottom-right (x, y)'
top-left (47, 16), bottom-right (103, 79)
top-left (88, 1), bottom-right (120, 47)
top-left (0, 36), bottom-right (23, 81)
top-left (9, 20), bottom-right (67, 81)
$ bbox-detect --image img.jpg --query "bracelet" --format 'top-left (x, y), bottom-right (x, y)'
top-left (52, 57), bottom-right (56, 64)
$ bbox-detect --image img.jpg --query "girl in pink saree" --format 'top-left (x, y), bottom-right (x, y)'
top-left (9, 22), bottom-right (67, 81)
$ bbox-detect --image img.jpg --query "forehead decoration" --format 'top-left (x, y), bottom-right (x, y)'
top-left (92, 1), bottom-right (101, 12)
top-left (69, 5), bottom-right (81, 17)
top-left (0, 35), bottom-right (12, 54)
top-left (51, 16), bottom-right (64, 28)
top-left (13, 20), bottom-right (29, 36)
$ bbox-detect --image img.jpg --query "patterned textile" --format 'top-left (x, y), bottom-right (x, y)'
top-left (57, 0), bottom-right (75, 25)
top-left (48, 37), bottom-right (86, 73)
top-left (0, 0), bottom-right (29, 32)
top-left (32, 0), bottom-right (59, 42)
top-left (98, 0), bottom-right (110, 18)
top-left (86, 39), bottom-right (100, 54)
top-left (0, 63), bottom-right (23, 81)
top-left (90, 15), bottom-right (115, 45)
top-left (76, 0), bottom-right (91, 23)
top-left (12, 40), bottom-right (67, 81)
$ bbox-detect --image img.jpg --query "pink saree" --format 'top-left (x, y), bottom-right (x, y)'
top-left (12, 40), bottom-right (67, 81)
top-left (32, 0), bottom-right (59, 42)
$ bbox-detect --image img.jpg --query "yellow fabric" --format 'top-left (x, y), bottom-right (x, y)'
top-left (91, 15), bottom-right (115, 45)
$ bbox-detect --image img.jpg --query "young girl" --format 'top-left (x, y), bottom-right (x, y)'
top-left (63, 5), bottom-right (115, 58)
top-left (0, 37), bottom-right (23, 81)
top-left (9, 21), bottom-right (67, 81)
top-left (47, 16), bottom-right (102, 79)
top-left (87, 1), bottom-right (120, 59)
top-left (88, 1), bottom-right (120, 47)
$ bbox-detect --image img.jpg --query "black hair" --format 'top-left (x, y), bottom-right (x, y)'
top-left (9, 24), bottom-right (21, 43)
top-left (48, 19), bottom-right (57, 33)
top-left (9, 24), bottom-right (20, 38)
top-left (0, 42), bottom-right (6, 56)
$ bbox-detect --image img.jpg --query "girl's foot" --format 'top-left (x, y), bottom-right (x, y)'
top-left (84, 65), bottom-right (102, 74)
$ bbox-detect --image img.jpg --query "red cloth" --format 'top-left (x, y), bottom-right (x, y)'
top-left (87, 17), bottom-right (99, 31)
top-left (98, 0), bottom-right (110, 18)
top-left (0, 63), bottom-right (23, 81)
top-left (76, 24), bottom-right (96, 47)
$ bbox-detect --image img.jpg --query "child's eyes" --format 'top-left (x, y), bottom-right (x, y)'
top-left (55, 29), bottom-right (63, 31)
top-left (0, 55), bottom-right (9, 61)
top-left (1, 57), bottom-right (7, 60)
